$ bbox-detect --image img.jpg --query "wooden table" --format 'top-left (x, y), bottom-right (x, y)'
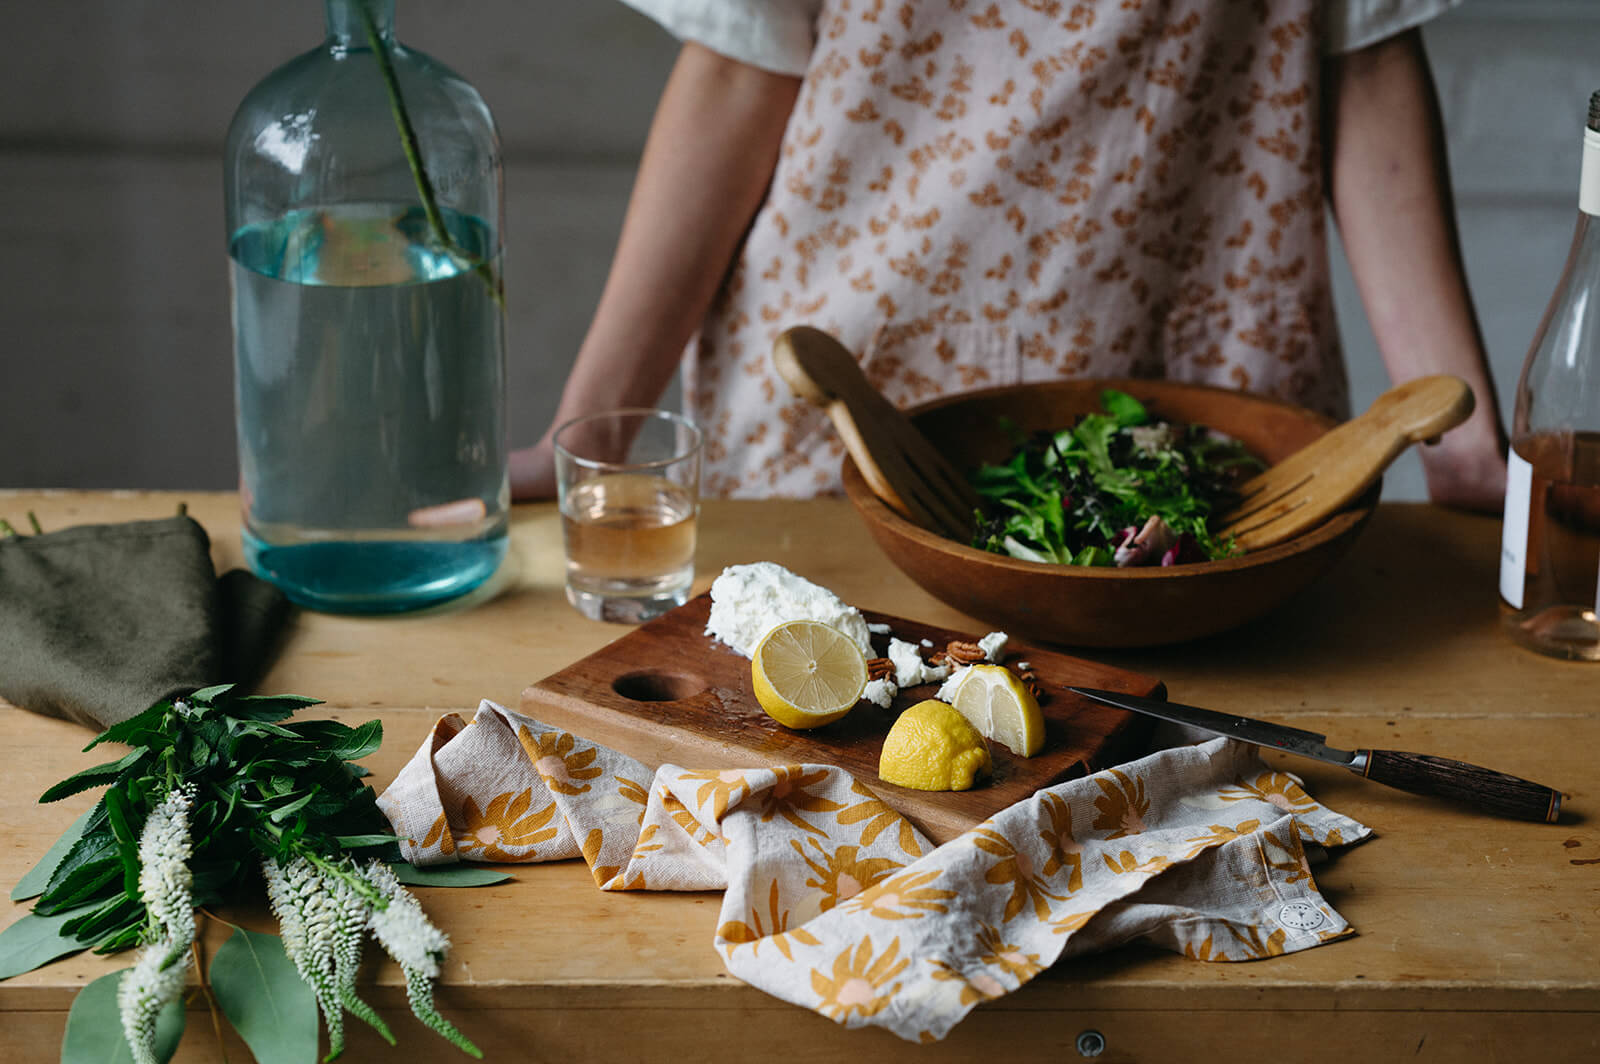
top-left (2, 491), bottom-right (1596, 1062)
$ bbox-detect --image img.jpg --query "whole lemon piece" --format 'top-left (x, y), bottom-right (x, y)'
top-left (751, 619), bottom-right (868, 729)
top-left (879, 699), bottom-right (992, 791)
top-left (949, 664), bottom-right (1045, 757)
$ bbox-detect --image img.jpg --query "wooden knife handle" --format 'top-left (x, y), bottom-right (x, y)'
top-left (1357, 749), bottom-right (1562, 823)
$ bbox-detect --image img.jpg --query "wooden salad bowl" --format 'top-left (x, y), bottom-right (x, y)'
top-left (841, 379), bottom-right (1378, 648)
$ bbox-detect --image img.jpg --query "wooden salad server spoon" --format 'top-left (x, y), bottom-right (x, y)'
top-left (773, 326), bottom-right (980, 540)
top-left (1214, 374), bottom-right (1476, 551)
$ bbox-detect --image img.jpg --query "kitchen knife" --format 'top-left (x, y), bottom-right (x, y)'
top-left (1067, 687), bottom-right (1563, 823)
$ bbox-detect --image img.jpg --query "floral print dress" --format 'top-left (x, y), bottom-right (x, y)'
top-left (624, 0), bottom-right (1457, 497)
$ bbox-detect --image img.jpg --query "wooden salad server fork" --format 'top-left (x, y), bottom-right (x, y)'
top-left (773, 326), bottom-right (981, 540)
top-left (1214, 374), bottom-right (1476, 551)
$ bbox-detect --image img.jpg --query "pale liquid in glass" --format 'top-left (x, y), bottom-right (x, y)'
top-left (1500, 430), bottom-right (1600, 660)
top-left (561, 473), bottom-right (696, 620)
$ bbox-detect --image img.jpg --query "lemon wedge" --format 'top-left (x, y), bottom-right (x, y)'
top-left (949, 664), bottom-right (1045, 757)
top-left (751, 619), bottom-right (868, 729)
top-left (879, 699), bottom-right (992, 791)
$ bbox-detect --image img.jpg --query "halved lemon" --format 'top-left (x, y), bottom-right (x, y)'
top-left (751, 619), bottom-right (868, 729)
top-left (949, 664), bottom-right (1045, 757)
top-left (879, 699), bottom-right (992, 791)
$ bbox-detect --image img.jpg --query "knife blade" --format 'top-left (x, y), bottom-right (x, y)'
top-left (1068, 687), bottom-right (1563, 824)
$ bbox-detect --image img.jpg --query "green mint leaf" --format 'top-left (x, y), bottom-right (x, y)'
top-left (11, 805), bottom-right (95, 901)
top-left (1100, 388), bottom-right (1147, 426)
top-left (61, 968), bottom-right (185, 1064)
top-left (39, 749), bottom-right (145, 804)
top-left (210, 926), bottom-right (320, 1064)
top-left (189, 683), bottom-right (237, 704)
top-left (85, 700), bottom-right (174, 751)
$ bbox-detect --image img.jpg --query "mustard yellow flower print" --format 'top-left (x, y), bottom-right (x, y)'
top-left (455, 789), bottom-right (559, 861)
top-left (757, 765), bottom-right (845, 837)
top-left (836, 780), bottom-right (924, 858)
top-left (1181, 818), bottom-right (1261, 860)
top-left (616, 774), bottom-right (650, 821)
top-left (843, 868), bottom-right (955, 920)
top-left (1037, 792), bottom-right (1083, 893)
top-left (974, 921), bottom-right (1044, 983)
top-left (1091, 768), bottom-right (1149, 837)
top-left (1048, 909), bottom-right (1099, 936)
top-left (1227, 923), bottom-right (1287, 959)
top-left (1257, 825), bottom-right (1313, 885)
top-left (1102, 849), bottom-right (1174, 877)
top-left (810, 937), bottom-right (909, 1022)
top-left (792, 839), bottom-right (901, 911)
top-left (1220, 769), bottom-right (1317, 814)
top-left (973, 828), bottom-right (1064, 922)
top-left (519, 728), bottom-right (604, 795)
top-left (1184, 933), bottom-right (1224, 961)
top-left (719, 878), bottom-right (822, 961)
top-left (928, 962), bottom-right (1007, 1007)
top-left (679, 768), bottom-right (751, 821)
top-left (417, 811), bottom-right (456, 856)
top-left (661, 787), bottom-right (719, 847)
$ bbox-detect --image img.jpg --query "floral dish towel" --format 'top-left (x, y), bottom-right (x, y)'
top-left (377, 701), bottom-right (1370, 1043)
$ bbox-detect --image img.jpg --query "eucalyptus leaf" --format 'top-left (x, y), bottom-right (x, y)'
top-left (11, 805), bottom-right (95, 901)
top-left (61, 968), bottom-right (185, 1064)
top-left (389, 862), bottom-right (513, 888)
top-left (210, 926), bottom-right (320, 1064)
top-left (189, 683), bottom-right (238, 704)
top-left (0, 906), bottom-right (94, 980)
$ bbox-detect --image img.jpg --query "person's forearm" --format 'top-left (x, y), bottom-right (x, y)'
top-left (511, 43), bottom-right (801, 497)
top-left (1326, 29), bottom-right (1507, 510)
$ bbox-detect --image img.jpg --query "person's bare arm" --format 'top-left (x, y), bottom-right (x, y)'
top-left (509, 42), bottom-right (802, 499)
top-left (1325, 28), bottom-right (1507, 512)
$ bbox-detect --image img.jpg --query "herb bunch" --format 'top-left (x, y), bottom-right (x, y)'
top-left (970, 389), bottom-right (1260, 566)
top-left (20, 684), bottom-right (481, 1062)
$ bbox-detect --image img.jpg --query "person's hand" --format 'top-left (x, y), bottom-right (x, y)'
top-left (509, 437), bottom-right (557, 501)
top-left (1418, 413), bottom-right (1507, 513)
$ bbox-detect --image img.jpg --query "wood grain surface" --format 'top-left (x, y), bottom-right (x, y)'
top-left (521, 593), bottom-right (1159, 844)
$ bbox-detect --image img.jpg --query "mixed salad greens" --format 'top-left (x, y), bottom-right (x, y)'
top-left (970, 389), bottom-right (1260, 568)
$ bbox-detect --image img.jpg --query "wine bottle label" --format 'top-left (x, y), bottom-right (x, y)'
top-left (1582, 128), bottom-right (1600, 216)
top-left (1499, 448), bottom-right (1533, 609)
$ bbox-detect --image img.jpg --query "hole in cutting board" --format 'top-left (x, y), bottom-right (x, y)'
top-left (613, 671), bottom-right (708, 703)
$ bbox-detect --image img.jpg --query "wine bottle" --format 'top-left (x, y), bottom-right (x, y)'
top-left (1498, 91), bottom-right (1600, 660)
top-left (224, 0), bottom-right (509, 613)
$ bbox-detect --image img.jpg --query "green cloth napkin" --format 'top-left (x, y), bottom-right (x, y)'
top-left (0, 514), bottom-right (291, 729)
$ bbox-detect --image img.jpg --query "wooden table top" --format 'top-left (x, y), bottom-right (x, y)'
top-left (1, 490), bottom-right (1595, 1062)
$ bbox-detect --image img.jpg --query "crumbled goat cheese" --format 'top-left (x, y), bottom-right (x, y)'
top-left (935, 665), bottom-right (969, 703)
top-left (705, 562), bottom-right (874, 658)
top-left (868, 622), bottom-right (892, 635)
top-left (887, 637), bottom-right (952, 688)
top-left (978, 631), bottom-right (1009, 661)
top-left (862, 678), bottom-right (898, 709)
top-left (920, 638), bottom-right (934, 648)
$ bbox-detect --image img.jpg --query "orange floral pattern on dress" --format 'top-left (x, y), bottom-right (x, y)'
top-left (684, 0), bottom-right (1347, 498)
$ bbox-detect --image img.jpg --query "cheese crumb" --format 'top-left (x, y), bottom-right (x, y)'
top-left (705, 562), bottom-right (874, 659)
top-left (887, 637), bottom-right (952, 687)
top-left (862, 678), bottom-right (897, 709)
top-left (978, 631), bottom-right (1009, 662)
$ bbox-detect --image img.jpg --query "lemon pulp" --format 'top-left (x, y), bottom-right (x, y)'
top-left (878, 699), bottom-right (992, 791)
top-left (751, 619), bottom-right (868, 729)
top-left (950, 664), bottom-right (1045, 757)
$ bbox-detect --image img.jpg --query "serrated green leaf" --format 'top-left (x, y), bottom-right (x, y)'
top-left (86, 701), bottom-right (174, 751)
top-left (210, 926), bottom-right (319, 1064)
top-left (189, 683), bottom-right (237, 704)
top-left (388, 862), bottom-right (513, 888)
top-left (61, 967), bottom-right (186, 1064)
top-left (37, 851), bottom-right (123, 915)
top-left (12, 805), bottom-right (96, 901)
top-left (0, 905), bottom-right (94, 980)
top-left (227, 694), bottom-right (322, 723)
top-left (327, 719), bottom-right (383, 763)
top-left (39, 749), bottom-right (145, 804)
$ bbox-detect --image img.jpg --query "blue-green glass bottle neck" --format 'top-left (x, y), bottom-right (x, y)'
top-left (325, 0), bottom-right (395, 49)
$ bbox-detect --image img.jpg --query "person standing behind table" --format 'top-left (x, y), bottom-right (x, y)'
top-left (511, 0), bottom-right (1507, 510)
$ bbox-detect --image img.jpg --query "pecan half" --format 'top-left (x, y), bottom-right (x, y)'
top-left (866, 657), bottom-right (895, 681)
top-left (945, 640), bottom-right (987, 665)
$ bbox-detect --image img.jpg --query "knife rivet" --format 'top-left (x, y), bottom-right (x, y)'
top-left (1075, 1030), bottom-right (1106, 1057)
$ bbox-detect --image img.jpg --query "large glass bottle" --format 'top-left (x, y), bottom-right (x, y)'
top-left (224, 0), bottom-right (508, 613)
top-left (1499, 90), bottom-right (1600, 660)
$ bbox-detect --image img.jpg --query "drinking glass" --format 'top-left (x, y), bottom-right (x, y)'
top-left (554, 409), bottom-right (702, 623)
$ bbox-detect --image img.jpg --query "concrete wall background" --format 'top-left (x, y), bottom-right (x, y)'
top-left (0, 1), bottom-right (1594, 498)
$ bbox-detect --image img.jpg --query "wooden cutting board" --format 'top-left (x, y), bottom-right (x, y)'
top-left (520, 594), bottom-right (1162, 844)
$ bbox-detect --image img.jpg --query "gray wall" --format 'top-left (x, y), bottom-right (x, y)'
top-left (0, 1), bottom-right (1594, 497)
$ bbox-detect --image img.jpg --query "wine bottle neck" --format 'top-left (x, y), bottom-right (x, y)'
top-left (1581, 127), bottom-right (1600, 217)
top-left (325, 0), bottom-right (395, 49)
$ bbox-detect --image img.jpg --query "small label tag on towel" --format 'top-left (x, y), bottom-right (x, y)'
top-left (1275, 900), bottom-right (1327, 932)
